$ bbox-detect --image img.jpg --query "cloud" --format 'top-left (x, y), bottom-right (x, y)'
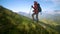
top-left (45, 10), bottom-right (60, 15)
top-left (55, 12), bottom-right (60, 14)
top-left (43, 0), bottom-right (60, 9)
top-left (55, 10), bottom-right (60, 14)
top-left (39, 0), bottom-right (60, 5)
top-left (51, 0), bottom-right (60, 5)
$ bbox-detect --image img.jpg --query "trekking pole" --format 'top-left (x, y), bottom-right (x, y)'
top-left (29, 7), bottom-right (32, 16)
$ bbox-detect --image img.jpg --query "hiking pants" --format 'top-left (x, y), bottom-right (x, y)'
top-left (32, 12), bottom-right (39, 22)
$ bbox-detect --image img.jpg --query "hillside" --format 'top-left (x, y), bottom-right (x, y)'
top-left (0, 6), bottom-right (59, 34)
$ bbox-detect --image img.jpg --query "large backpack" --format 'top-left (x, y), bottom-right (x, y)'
top-left (37, 3), bottom-right (42, 12)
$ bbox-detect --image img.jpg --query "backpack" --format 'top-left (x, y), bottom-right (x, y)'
top-left (37, 4), bottom-right (42, 12)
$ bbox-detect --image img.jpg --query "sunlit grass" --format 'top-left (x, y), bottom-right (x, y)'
top-left (40, 19), bottom-right (59, 26)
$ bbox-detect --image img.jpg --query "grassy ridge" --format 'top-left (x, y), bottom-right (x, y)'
top-left (0, 6), bottom-right (59, 34)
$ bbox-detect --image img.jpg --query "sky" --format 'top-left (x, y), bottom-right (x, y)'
top-left (0, 0), bottom-right (60, 13)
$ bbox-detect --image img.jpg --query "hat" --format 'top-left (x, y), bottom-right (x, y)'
top-left (34, 1), bottom-right (37, 3)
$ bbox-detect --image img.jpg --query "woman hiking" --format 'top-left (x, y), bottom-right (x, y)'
top-left (31, 1), bottom-right (42, 23)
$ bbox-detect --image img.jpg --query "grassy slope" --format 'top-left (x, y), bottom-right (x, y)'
top-left (0, 6), bottom-right (59, 34)
top-left (40, 16), bottom-right (60, 33)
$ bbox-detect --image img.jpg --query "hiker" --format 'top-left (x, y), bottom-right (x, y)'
top-left (31, 1), bottom-right (42, 23)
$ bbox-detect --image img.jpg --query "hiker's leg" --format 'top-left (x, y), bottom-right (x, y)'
top-left (32, 13), bottom-right (35, 21)
top-left (36, 13), bottom-right (39, 22)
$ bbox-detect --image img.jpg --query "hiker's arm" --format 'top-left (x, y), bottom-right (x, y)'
top-left (31, 6), bottom-right (35, 10)
top-left (31, 5), bottom-right (33, 7)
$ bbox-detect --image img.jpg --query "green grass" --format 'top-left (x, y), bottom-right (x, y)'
top-left (0, 6), bottom-right (59, 34)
